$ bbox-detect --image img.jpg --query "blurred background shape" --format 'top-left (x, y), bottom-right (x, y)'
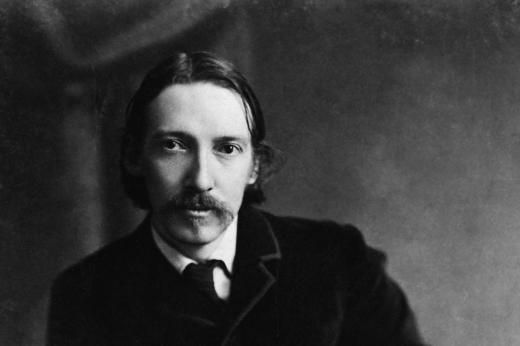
top-left (2, 0), bottom-right (520, 345)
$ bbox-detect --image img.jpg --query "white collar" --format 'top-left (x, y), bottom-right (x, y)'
top-left (151, 217), bottom-right (237, 274)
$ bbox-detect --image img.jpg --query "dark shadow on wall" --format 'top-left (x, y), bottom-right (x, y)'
top-left (1, 2), bottom-right (249, 344)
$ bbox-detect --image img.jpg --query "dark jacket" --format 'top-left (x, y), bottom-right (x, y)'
top-left (47, 207), bottom-right (425, 345)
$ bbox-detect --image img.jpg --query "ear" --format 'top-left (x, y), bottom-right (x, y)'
top-left (248, 157), bottom-right (260, 184)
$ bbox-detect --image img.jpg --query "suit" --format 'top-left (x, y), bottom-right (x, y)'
top-left (47, 206), bottom-right (425, 345)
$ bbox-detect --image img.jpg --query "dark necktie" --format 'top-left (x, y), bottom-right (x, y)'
top-left (183, 260), bottom-right (226, 302)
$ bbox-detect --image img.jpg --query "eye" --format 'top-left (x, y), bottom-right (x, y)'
top-left (162, 138), bottom-right (186, 152)
top-left (217, 143), bottom-right (242, 155)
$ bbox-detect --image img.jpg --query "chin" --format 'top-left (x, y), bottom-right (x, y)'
top-left (175, 225), bottom-right (225, 246)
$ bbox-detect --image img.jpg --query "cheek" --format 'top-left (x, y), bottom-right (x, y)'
top-left (222, 162), bottom-right (255, 197)
top-left (144, 160), bottom-right (185, 191)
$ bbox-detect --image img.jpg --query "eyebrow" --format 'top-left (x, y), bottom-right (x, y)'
top-left (150, 130), bottom-right (191, 141)
top-left (150, 131), bottom-right (250, 144)
top-left (215, 136), bottom-right (250, 144)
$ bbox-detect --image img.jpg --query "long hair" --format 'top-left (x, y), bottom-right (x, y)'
top-left (120, 51), bottom-right (279, 209)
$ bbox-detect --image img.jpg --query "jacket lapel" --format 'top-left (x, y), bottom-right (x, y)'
top-left (221, 207), bottom-right (282, 344)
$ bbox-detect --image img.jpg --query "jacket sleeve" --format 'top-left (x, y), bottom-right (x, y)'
top-left (47, 274), bottom-right (82, 346)
top-left (46, 271), bottom-right (107, 346)
top-left (338, 229), bottom-right (428, 346)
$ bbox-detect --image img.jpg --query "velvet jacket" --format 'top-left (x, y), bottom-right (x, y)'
top-left (47, 207), bottom-right (425, 345)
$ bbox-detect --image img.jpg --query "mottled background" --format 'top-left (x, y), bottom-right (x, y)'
top-left (2, 0), bottom-right (520, 345)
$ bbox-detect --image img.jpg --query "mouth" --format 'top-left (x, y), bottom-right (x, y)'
top-left (180, 207), bottom-right (213, 217)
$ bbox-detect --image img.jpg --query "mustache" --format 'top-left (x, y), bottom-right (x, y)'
top-left (167, 192), bottom-right (230, 212)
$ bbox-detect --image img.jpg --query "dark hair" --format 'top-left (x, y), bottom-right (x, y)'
top-left (121, 51), bottom-right (278, 209)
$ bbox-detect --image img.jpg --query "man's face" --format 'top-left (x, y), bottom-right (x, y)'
top-left (136, 82), bottom-right (257, 251)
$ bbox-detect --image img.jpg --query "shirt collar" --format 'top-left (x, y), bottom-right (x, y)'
top-left (151, 217), bottom-right (237, 274)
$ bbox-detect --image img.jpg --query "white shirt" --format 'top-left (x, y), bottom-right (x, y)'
top-left (151, 218), bottom-right (237, 300)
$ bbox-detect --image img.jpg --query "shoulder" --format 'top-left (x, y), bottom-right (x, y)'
top-left (260, 210), bottom-right (386, 267)
top-left (260, 211), bottom-right (425, 344)
top-left (47, 220), bottom-right (155, 344)
top-left (52, 221), bottom-right (149, 293)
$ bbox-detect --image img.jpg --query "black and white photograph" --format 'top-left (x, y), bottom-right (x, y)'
top-left (2, 1), bottom-right (520, 345)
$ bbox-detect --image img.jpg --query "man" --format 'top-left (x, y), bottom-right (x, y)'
top-left (47, 51), bottom-right (426, 345)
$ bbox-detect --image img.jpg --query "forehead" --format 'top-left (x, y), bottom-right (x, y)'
top-left (145, 82), bottom-right (251, 139)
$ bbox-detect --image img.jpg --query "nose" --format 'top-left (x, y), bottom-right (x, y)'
top-left (184, 150), bottom-right (215, 192)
